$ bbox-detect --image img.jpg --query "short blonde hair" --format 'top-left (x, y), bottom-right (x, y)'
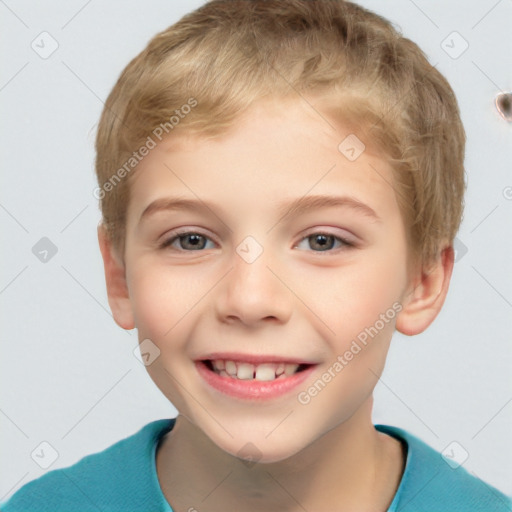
top-left (95, 0), bottom-right (465, 269)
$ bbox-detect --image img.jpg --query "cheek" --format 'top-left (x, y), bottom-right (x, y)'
top-left (295, 252), bottom-right (406, 425)
top-left (310, 256), bottom-right (407, 342)
top-left (127, 262), bottom-right (206, 340)
top-left (127, 263), bottom-right (201, 414)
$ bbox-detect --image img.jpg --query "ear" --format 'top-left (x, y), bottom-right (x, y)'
top-left (395, 246), bottom-right (454, 336)
top-left (97, 224), bottom-right (135, 330)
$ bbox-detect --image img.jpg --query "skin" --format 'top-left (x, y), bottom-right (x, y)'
top-left (98, 97), bottom-right (454, 512)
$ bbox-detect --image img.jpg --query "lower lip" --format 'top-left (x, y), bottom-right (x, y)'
top-left (196, 361), bottom-right (317, 401)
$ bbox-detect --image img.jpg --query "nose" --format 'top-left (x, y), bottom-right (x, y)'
top-left (215, 245), bottom-right (293, 327)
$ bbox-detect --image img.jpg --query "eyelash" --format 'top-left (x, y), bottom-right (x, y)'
top-left (159, 229), bottom-right (355, 253)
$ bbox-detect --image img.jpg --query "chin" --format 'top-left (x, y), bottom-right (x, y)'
top-left (214, 434), bottom-right (308, 465)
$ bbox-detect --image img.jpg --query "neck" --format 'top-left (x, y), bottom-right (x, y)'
top-left (156, 399), bottom-right (405, 512)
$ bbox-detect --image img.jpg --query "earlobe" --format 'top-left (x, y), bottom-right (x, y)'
top-left (97, 224), bottom-right (135, 330)
top-left (395, 246), bottom-right (454, 336)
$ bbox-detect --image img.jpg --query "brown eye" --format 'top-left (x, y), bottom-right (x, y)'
top-left (178, 234), bottom-right (207, 250)
top-left (295, 232), bottom-right (353, 252)
top-left (161, 232), bottom-right (215, 251)
top-left (309, 234), bottom-right (336, 251)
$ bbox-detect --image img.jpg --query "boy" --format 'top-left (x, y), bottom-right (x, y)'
top-left (3, 1), bottom-right (511, 511)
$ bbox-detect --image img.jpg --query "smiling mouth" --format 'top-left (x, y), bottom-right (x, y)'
top-left (202, 359), bottom-right (311, 382)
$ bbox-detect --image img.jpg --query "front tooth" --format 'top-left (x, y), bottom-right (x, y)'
top-left (255, 364), bottom-right (277, 381)
top-left (225, 360), bottom-right (237, 376)
top-left (276, 363), bottom-right (285, 376)
top-left (237, 363), bottom-right (255, 380)
top-left (284, 363), bottom-right (299, 376)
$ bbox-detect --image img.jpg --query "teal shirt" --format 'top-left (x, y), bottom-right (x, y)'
top-left (2, 419), bottom-right (511, 511)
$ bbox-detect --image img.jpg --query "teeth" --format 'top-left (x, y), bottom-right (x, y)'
top-left (284, 363), bottom-right (298, 376)
top-left (255, 364), bottom-right (277, 381)
top-left (225, 360), bottom-right (237, 376)
top-left (237, 363), bottom-right (255, 380)
top-left (213, 359), bottom-right (225, 370)
top-left (210, 360), bottom-right (302, 381)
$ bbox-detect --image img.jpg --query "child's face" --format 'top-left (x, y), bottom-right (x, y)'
top-left (120, 97), bottom-right (412, 462)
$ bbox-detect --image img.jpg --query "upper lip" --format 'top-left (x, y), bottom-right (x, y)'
top-left (196, 352), bottom-right (319, 365)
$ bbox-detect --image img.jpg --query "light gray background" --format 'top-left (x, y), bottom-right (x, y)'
top-left (1, 0), bottom-right (511, 502)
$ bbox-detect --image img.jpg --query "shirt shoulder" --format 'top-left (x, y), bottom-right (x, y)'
top-left (1, 419), bottom-right (174, 512)
top-left (376, 424), bottom-right (512, 512)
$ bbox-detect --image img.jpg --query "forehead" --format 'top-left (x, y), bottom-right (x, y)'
top-left (127, 98), bottom-right (401, 225)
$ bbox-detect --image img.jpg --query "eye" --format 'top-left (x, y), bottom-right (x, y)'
top-left (160, 231), bottom-right (216, 251)
top-left (295, 232), bottom-right (353, 252)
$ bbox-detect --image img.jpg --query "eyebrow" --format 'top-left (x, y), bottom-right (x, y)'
top-left (138, 194), bottom-right (381, 224)
top-left (275, 194), bottom-right (381, 223)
